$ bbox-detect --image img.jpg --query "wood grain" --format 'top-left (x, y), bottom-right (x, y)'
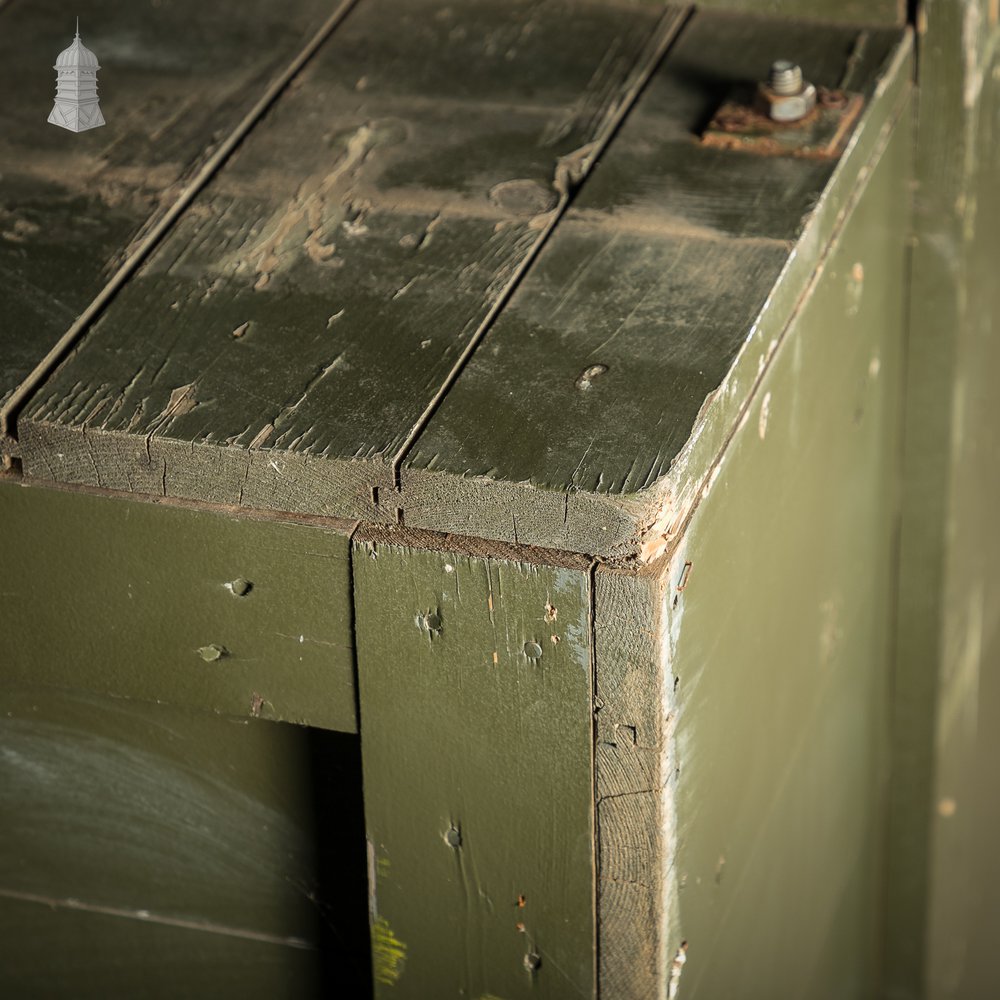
top-left (17, 0), bottom-right (684, 525)
top-left (593, 566), bottom-right (673, 1000)
top-left (402, 13), bottom-right (908, 557)
top-left (12, 10), bottom-right (912, 565)
top-left (0, 0), bottom-right (341, 410)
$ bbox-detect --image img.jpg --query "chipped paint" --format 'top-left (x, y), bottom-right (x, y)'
top-left (372, 916), bottom-right (407, 986)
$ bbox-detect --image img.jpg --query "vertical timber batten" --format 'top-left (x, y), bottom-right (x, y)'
top-left (352, 529), bottom-right (596, 998)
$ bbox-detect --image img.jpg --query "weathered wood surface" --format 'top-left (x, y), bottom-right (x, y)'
top-left (10, 9), bottom-right (911, 564)
top-left (15, 0), bottom-right (685, 523)
top-left (0, 687), bottom-right (371, 997)
top-left (402, 14), bottom-right (910, 556)
top-left (0, 0), bottom-right (343, 412)
top-left (657, 93), bottom-right (909, 998)
top-left (887, 5), bottom-right (1000, 998)
top-left (592, 566), bottom-right (672, 1000)
top-left (352, 530), bottom-right (595, 998)
top-left (0, 476), bottom-right (358, 732)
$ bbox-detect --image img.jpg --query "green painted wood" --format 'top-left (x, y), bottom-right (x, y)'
top-left (0, 687), bottom-right (371, 997)
top-left (352, 529), bottom-right (595, 998)
top-left (655, 87), bottom-right (910, 998)
top-left (0, 477), bottom-right (357, 732)
top-left (401, 14), bottom-right (910, 556)
top-left (0, 0), bottom-right (340, 410)
top-left (17, 0), bottom-right (686, 521)
top-left (887, 7), bottom-right (1000, 997)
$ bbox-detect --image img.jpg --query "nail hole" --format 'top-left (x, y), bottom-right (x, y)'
top-left (417, 611), bottom-right (443, 633)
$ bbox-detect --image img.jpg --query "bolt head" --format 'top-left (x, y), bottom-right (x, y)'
top-left (444, 826), bottom-right (462, 848)
top-left (756, 79), bottom-right (817, 123)
top-left (524, 952), bottom-right (542, 973)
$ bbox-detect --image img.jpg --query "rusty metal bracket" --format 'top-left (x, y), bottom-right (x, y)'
top-left (701, 86), bottom-right (864, 159)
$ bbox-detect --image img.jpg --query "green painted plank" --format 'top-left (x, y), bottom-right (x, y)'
top-left (402, 14), bottom-right (910, 557)
top-left (0, 687), bottom-right (371, 997)
top-left (17, 0), bottom-right (686, 520)
top-left (657, 90), bottom-right (909, 998)
top-left (0, 478), bottom-right (357, 732)
top-left (0, 0), bottom-right (342, 410)
top-left (352, 530), bottom-right (594, 998)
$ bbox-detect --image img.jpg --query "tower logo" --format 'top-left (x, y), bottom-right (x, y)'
top-left (48, 19), bottom-right (105, 132)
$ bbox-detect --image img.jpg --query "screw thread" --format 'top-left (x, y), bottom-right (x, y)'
top-left (769, 60), bottom-right (803, 95)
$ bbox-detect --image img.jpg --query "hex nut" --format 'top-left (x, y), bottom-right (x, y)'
top-left (756, 80), bottom-right (817, 123)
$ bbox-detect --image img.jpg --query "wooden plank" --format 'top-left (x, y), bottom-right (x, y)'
top-left (352, 529), bottom-right (595, 998)
top-left (0, 0), bottom-right (342, 411)
top-left (401, 13), bottom-right (910, 557)
top-left (656, 90), bottom-right (909, 997)
top-left (592, 566), bottom-right (671, 1000)
top-left (0, 687), bottom-right (371, 997)
top-left (0, 476), bottom-right (357, 732)
top-left (16, 1), bottom-right (687, 519)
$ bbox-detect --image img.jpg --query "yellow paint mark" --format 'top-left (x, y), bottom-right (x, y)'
top-left (488, 593), bottom-right (494, 612)
top-left (492, 651), bottom-right (499, 665)
top-left (377, 857), bottom-right (391, 879)
top-left (372, 916), bottom-right (407, 986)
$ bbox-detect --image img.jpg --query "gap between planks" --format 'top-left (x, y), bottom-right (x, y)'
top-left (0, 0), bottom-right (361, 449)
top-left (387, 5), bottom-right (695, 490)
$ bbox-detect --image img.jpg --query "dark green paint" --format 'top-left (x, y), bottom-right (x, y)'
top-left (663, 97), bottom-right (909, 997)
top-left (352, 533), bottom-right (595, 998)
top-left (0, 687), bottom-right (371, 997)
top-left (17, 0), bottom-right (680, 522)
top-left (0, 478), bottom-right (356, 732)
top-left (401, 15), bottom-right (909, 555)
top-left (0, 0), bottom-right (338, 408)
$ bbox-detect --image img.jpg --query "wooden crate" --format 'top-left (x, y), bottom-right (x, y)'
top-left (2, 1), bottom-right (997, 997)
